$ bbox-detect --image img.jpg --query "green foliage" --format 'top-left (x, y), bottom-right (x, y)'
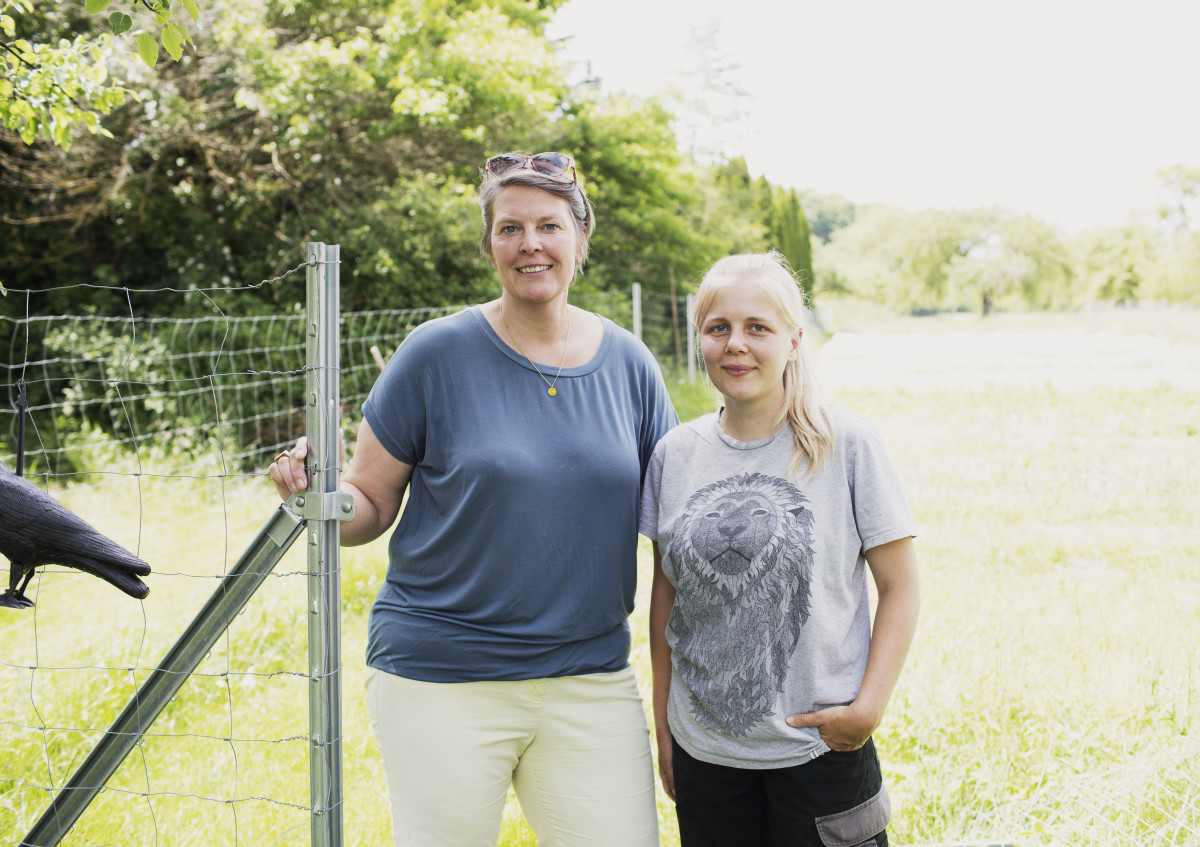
top-left (339, 174), bottom-right (494, 311)
top-left (759, 181), bottom-right (814, 296)
top-left (0, 1), bottom-right (127, 147)
top-left (816, 205), bottom-right (1089, 314)
top-left (664, 156), bottom-right (763, 285)
top-left (814, 204), bottom-right (911, 304)
top-left (559, 94), bottom-right (714, 293)
top-left (3, 0), bottom-right (1193, 321)
top-left (89, 0), bottom-right (201, 66)
top-left (0, 0), bottom-right (201, 150)
top-left (994, 215), bottom-right (1073, 308)
top-left (7, 0), bottom-right (695, 313)
top-left (1156, 162), bottom-right (1200, 231)
top-left (1073, 221), bottom-right (1200, 305)
top-left (799, 189), bottom-right (857, 243)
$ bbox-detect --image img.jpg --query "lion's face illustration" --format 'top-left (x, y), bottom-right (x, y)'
top-left (665, 471), bottom-right (815, 736)
top-left (692, 490), bottom-right (795, 577)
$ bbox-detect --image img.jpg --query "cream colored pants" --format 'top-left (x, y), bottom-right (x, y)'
top-left (366, 666), bottom-right (660, 847)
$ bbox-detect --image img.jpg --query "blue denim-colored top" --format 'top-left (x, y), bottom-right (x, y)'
top-left (363, 305), bottom-right (678, 682)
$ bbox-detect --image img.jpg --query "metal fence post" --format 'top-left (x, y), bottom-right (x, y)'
top-left (306, 242), bottom-right (345, 847)
top-left (685, 293), bottom-right (696, 385)
top-left (632, 282), bottom-right (642, 341)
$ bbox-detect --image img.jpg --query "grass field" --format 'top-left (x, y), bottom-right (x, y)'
top-left (2, 305), bottom-right (1198, 846)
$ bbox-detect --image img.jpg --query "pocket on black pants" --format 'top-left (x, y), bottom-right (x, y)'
top-left (809, 741), bottom-right (890, 847)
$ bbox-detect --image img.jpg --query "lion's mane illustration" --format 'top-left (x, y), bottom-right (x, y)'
top-left (666, 472), bottom-right (815, 736)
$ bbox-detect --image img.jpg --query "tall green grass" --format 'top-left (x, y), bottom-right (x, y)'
top-left (2, 312), bottom-right (1198, 846)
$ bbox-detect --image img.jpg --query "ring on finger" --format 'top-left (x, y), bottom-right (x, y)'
top-left (275, 451), bottom-right (290, 463)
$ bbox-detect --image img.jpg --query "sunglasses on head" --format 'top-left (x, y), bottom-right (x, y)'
top-left (485, 152), bottom-right (577, 184)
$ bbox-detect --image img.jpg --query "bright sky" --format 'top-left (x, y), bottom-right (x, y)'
top-left (547, 0), bottom-right (1200, 233)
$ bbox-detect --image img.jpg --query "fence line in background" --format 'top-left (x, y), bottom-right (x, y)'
top-left (1, 286), bottom-right (690, 477)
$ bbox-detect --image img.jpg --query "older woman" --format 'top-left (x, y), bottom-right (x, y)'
top-left (270, 152), bottom-right (677, 846)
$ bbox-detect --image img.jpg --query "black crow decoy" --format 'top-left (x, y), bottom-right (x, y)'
top-left (0, 462), bottom-right (151, 609)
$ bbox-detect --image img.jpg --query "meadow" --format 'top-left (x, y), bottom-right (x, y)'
top-left (2, 305), bottom-right (1198, 846)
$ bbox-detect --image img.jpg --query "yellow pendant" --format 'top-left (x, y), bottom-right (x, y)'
top-left (548, 387), bottom-right (557, 396)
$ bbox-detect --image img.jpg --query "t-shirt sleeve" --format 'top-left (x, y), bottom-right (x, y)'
top-left (636, 349), bottom-right (680, 483)
top-left (846, 418), bottom-right (916, 551)
top-left (361, 324), bottom-right (433, 465)
top-left (639, 442), bottom-right (667, 539)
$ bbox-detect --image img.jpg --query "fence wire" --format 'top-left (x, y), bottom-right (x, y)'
top-left (5, 277), bottom-right (1198, 846)
top-left (1, 259), bottom-right (333, 846)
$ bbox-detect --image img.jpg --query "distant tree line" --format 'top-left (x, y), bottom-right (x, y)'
top-left (803, 170), bottom-right (1200, 315)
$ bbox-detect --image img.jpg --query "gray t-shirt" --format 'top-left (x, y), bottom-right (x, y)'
top-left (639, 409), bottom-right (915, 768)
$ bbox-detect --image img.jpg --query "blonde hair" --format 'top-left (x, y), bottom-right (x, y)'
top-left (693, 251), bottom-right (835, 480)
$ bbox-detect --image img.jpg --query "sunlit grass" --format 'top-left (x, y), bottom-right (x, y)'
top-left (2, 310), bottom-right (1198, 845)
top-left (852, 384), bottom-right (1199, 845)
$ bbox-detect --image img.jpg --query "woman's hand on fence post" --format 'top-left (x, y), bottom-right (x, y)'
top-left (269, 436), bottom-right (309, 500)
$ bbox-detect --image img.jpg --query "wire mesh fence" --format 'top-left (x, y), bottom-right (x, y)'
top-left (5, 266), bottom-right (1197, 847)
top-left (0, 272), bottom-right (683, 845)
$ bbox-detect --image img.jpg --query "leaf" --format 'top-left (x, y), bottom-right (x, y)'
top-left (84, 0), bottom-right (112, 12)
top-left (155, 6), bottom-right (172, 25)
top-left (180, 0), bottom-right (199, 22)
top-left (136, 32), bottom-right (159, 67)
top-left (109, 12), bottom-right (132, 35)
top-left (161, 23), bottom-right (185, 61)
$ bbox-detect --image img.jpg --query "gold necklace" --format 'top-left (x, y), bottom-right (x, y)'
top-left (499, 302), bottom-right (571, 397)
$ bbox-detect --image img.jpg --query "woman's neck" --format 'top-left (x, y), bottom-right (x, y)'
top-left (495, 295), bottom-right (569, 344)
top-left (718, 399), bottom-right (785, 442)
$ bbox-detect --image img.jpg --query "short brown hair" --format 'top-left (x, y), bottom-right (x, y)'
top-left (477, 167), bottom-right (596, 267)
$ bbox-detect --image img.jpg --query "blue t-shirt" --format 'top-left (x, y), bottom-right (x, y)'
top-left (362, 305), bottom-right (678, 682)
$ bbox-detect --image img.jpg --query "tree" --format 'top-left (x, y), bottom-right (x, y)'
top-left (1074, 225), bottom-right (1153, 305)
top-left (759, 181), bottom-right (814, 298)
top-left (947, 231), bottom-right (1035, 316)
top-left (799, 190), bottom-right (857, 244)
top-left (0, 1), bottom-right (505, 307)
top-left (1156, 163), bottom-right (1200, 232)
top-left (3, 0), bottom-right (729, 315)
top-left (662, 21), bottom-right (749, 165)
top-left (556, 92), bottom-right (712, 294)
top-left (812, 204), bottom-right (909, 305)
top-left (997, 215), bottom-right (1073, 308)
top-left (1, 0), bottom-right (201, 149)
top-left (943, 216), bottom-right (1071, 315)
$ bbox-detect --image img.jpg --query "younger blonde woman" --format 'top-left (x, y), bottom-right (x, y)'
top-left (640, 251), bottom-right (919, 846)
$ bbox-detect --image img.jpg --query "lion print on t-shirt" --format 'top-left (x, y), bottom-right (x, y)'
top-left (666, 472), bottom-right (815, 736)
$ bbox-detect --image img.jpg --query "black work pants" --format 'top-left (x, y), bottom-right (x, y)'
top-left (672, 736), bottom-right (890, 847)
